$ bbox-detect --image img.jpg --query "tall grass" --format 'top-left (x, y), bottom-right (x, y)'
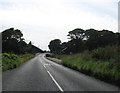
top-left (57, 45), bottom-right (120, 86)
top-left (2, 53), bottom-right (34, 71)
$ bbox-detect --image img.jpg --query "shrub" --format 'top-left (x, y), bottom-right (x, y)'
top-left (91, 45), bottom-right (120, 62)
top-left (57, 45), bottom-right (120, 86)
top-left (2, 53), bottom-right (34, 71)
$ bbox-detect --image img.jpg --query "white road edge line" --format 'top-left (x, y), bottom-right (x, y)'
top-left (47, 71), bottom-right (64, 92)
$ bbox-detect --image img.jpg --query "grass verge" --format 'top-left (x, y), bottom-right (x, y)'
top-left (55, 45), bottom-right (120, 87)
top-left (2, 53), bottom-right (34, 71)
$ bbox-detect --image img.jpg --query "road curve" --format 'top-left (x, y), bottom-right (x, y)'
top-left (3, 54), bottom-right (119, 91)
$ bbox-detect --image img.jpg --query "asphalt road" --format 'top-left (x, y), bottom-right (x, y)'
top-left (2, 54), bottom-right (120, 91)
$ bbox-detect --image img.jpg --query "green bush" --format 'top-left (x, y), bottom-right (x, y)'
top-left (57, 45), bottom-right (120, 86)
top-left (2, 53), bottom-right (34, 71)
top-left (92, 45), bottom-right (120, 62)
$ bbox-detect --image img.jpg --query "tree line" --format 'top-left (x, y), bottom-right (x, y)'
top-left (2, 28), bottom-right (44, 54)
top-left (48, 28), bottom-right (120, 54)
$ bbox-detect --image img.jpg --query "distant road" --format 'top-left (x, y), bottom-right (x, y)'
top-left (3, 54), bottom-right (119, 91)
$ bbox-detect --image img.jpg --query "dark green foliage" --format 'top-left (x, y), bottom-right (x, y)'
top-left (61, 39), bottom-right (84, 54)
top-left (48, 39), bottom-right (62, 54)
top-left (2, 28), bottom-right (43, 54)
top-left (67, 28), bottom-right (85, 40)
top-left (27, 41), bottom-right (44, 54)
top-left (2, 53), bottom-right (20, 71)
top-left (91, 46), bottom-right (119, 61)
top-left (2, 28), bottom-right (24, 54)
top-left (2, 28), bottom-right (23, 42)
top-left (1, 28), bottom-right (43, 71)
top-left (49, 28), bottom-right (120, 54)
top-left (48, 28), bottom-right (120, 86)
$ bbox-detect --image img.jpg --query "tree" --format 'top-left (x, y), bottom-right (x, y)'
top-left (48, 28), bottom-right (120, 54)
top-left (48, 39), bottom-right (62, 54)
top-left (67, 28), bottom-right (85, 40)
top-left (85, 29), bottom-right (118, 50)
top-left (2, 28), bottom-right (24, 54)
top-left (67, 28), bottom-right (85, 53)
top-left (85, 29), bottom-right (100, 50)
top-left (2, 28), bottom-right (44, 54)
top-left (2, 28), bottom-right (23, 42)
top-left (14, 29), bottom-right (23, 41)
top-left (115, 32), bottom-right (120, 45)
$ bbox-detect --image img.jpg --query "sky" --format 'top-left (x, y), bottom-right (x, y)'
top-left (0, 0), bottom-right (119, 50)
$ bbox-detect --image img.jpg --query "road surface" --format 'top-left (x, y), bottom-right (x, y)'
top-left (2, 54), bottom-right (119, 91)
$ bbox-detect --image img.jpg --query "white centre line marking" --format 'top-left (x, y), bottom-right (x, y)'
top-left (40, 59), bottom-right (64, 92)
top-left (47, 71), bottom-right (64, 92)
top-left (43, 65), bottom-right (46, 69)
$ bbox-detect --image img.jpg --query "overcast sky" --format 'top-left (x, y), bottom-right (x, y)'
top-left (0, 0), bottom-right (119, 50)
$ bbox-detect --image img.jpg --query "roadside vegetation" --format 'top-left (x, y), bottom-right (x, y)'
top-left (2, 53), bottom-right (34, 71)
top-left (48, 28), bottom-right (120, 87)
top-left (55, 45), bottom-right (120, 86)
top-left (1, 28), bottom-right (44, 71)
